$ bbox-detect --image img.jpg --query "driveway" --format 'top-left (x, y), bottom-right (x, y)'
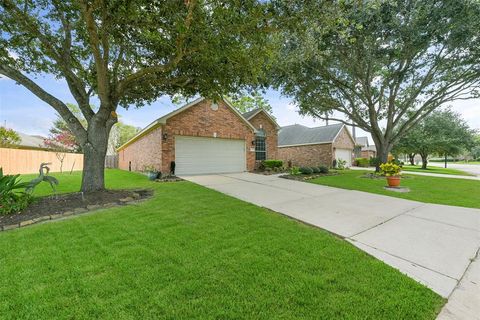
top-left (183, 173), bottom-right (480, 315)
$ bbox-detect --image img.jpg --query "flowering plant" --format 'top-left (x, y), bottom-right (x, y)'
top-left (379, 162), bottom-right (402, 177)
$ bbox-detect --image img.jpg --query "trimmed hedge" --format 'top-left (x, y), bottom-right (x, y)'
top-left (319, 166), bottom-right (329, 174)
top-left (355, 157), bottom-right (370, 167)
top-left (299, 167), bottom-right (313, 174)
top-left (263, 160), bottom-right (283, 169)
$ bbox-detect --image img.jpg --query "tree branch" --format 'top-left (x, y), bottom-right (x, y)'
top-left (0, 64), bottom-right (87, 144)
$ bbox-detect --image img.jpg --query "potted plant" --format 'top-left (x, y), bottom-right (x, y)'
top-left (380, 162), bottom-right (402, 187)
top-left (144, 165), bottom-right (160, 181)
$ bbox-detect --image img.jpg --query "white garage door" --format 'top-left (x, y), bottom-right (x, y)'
top-left (335, 148), bottom-right (352, 167)
top-left (175, 136), bottom-right (246, 175)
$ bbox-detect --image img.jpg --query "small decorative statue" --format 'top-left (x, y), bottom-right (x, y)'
top-left (26, 163), bottom-right (59, 194)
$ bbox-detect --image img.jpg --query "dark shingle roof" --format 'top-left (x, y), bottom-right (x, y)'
top-left (241, 108), bottom-right (262, 120)
top-left (278, 123), bottom-right (345, 146)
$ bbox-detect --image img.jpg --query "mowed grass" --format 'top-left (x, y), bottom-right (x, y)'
top-left (401, 165), bottom-right (473, 176)
top-left (311, 170), bottom-right (480, 209)
top-left (0, 170), bottom-right (444, 319)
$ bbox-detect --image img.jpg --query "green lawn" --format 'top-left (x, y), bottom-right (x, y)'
top-left (401, 165), bottom-right (472, 176)
top-left (311, 170), bottom-right (480, 209)
top-left (0, 170), bottom-right (444, 319)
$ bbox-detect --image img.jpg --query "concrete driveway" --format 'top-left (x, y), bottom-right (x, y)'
top-left (183, 173), bottom-right (479, 308)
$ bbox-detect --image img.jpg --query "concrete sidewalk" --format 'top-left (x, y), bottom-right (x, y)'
top-left (350, 166), bottom-right (480, 180)
top-left (183, 173), bottom-right (480, 319)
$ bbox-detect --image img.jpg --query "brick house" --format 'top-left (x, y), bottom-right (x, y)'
top-left (277, 123), bottom-right (355, 168)
top-left (355, 136), bottom-right (377, 159)
top-left (117, 98), bottom-right (279, 175)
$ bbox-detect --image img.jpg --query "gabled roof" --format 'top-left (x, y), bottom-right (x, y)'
top-left (278, 123), bottom-right (348, 147)
top-left (241, 108), bottom-right (280, 129)
top-left (355, 136), bottom-right (369, 147)
top-left (18, 132), bottom-right (46, 148)
top-left (117, 97), bottom-right (256, 151)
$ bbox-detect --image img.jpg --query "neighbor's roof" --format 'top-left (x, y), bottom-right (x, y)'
top-left (278, 123), bottom-right (347, 147)
top-left (18, 132), bottom-right (46, 148)
top-left (241, 108), bottom-right (280, 129)
top-left (355, 136), bottom-right (369, 147)
top-left (117, 97), bottom-right (257, 151)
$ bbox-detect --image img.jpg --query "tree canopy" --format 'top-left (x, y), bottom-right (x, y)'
top-left (0, 0), bottom-right (274, 191)
top-left (228, 91), bottom-right (273, 115)
top-left (392, 109), bottom-right (476, 168)
top-left (0, 127), bottom-right (21, 147)
top-left (273, 0), bottom-right (480, 165)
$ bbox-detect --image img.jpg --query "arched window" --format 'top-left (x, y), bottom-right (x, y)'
top-left (255, 129), bottom-right (266, 161)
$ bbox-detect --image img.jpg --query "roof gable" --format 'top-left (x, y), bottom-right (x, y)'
top-left (117, 97), bottom-right (256, 151)
top-left (278, 123), bottom-right (346, 147)
top-left (242, 108), bottom-right (280, 129)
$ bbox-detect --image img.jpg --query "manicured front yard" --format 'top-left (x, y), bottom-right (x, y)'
top-left (311, 170), bottom-right (480, 209)
top-left (401, 165), bottom-right (473, 176)
top-left (0, 170), bottom-right (444, 319)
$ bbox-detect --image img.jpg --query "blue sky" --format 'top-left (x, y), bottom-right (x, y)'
top-left (1, 73), bottom-right (479, 143)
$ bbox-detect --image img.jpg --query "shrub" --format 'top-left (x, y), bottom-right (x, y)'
top-left (380, 162), bottom-right (402, 176)
top-left (290, 166), bottom-right (300, 175)
top-left (263, 160), bottom-right (283, 169)
top-left (369, 157), bottom-right (381, 167)
top-left (311, 167), bottom-right (320, 173)
top-left (299, 167), bottom-right (313, 174)
top-left (319, 166), bottom-right (329, 174)
top-left (0, 168), bottom-right (32, 215)
top-left (0, 193), bottom-right (32, 215)
top-left (355, 157), bottom-right (369, 167)
top-left (336, 159), bottom-right (347, 170)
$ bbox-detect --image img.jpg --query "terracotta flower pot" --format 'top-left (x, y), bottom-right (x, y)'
top-left (386, 176), bottom-right (401, 187)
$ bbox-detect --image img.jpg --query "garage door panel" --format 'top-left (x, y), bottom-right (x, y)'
top-left (335, 149), bottom-right (352, 167)
top-left (175, 136), bottom-right (246, 175)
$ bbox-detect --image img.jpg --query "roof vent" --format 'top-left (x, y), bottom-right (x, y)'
top-left (211, 102), bottom-right (218, 111)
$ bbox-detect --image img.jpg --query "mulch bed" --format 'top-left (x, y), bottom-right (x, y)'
top-left (280, 172), bottom-right (339, 181)
top-left (0, 189), bottom-right (152, 230)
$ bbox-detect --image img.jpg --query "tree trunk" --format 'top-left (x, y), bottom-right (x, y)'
top-left (444, 153), bottom-right (448, 168)
top-left (420, 153), bottom-right (428, 169)
top-left (408, 153), bottom-right (415, 166)
top-left (374, 142), bottom-right (391, 171)
top-left (80, 122), bottom-right (110, 192)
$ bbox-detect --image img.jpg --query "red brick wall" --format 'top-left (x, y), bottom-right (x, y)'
top-left (118, 126), bottom-right (163, 172)
top-left (161, 99), bottom-right (255, 173)
top-left (247, 111), bottom-right (278, 160)
top-left (278, 143), bottom-right (333, 168)
top-left (361, 150), bottom-right (376, 158)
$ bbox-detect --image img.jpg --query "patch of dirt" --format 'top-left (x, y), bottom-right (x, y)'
top-left (0, 189), bottom-right (152, 228)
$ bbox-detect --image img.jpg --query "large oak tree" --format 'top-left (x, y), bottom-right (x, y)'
top-left (273, 0), bottom-right (480, 165)
top-left (0, 0), bottom-right (273, 191)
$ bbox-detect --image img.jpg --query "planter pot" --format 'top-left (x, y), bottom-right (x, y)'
top-left (147, 171), bottom-right (159, 181)
top-left (386, 176), bottom-right (401, 187)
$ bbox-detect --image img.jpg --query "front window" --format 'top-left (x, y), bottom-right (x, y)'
top-left (255, 130), bottom-right (266, 161)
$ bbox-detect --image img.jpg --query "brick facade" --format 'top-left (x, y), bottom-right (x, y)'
top-left (333, 127), bottom-right (355, 150)
top-left (247, 111), bottom-right (278, 163)
top-left (118, 127), bottom-right (163, 172)
top-left (278, 143), bottom-right (333, 167)
top-left (119, 99), bottom-right (256, 174)
top-left (278, 126), bottom-right (355, 168)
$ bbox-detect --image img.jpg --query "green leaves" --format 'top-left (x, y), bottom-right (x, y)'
top-left (272, 0), bottom-right (480, 157)
top-left (0, 127), bottom-right (21, 147)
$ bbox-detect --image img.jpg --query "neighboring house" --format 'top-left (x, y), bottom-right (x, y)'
top-left (15, 131), bottom-right (48, 150)
top-left (277, 123), bottom-right (355, 167)
top-left (355, 136), bottom-right (377, 158)
top-left (117, 98), bottom-right (279, 175)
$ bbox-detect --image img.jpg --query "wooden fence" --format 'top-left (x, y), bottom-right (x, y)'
top-left (0, 147), bottom-right (84, 174)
